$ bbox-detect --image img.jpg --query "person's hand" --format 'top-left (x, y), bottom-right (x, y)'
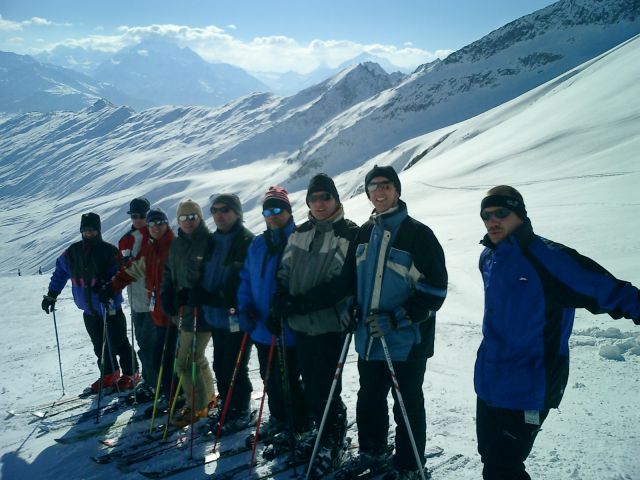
top-left (365, 308), bottom-right (411, 338)
top-left (176, 288), bottom-right (190, 307)
top-left (270, 292), bottom-right (296, 319)
top-left (341, 304), bottom-right (360, 333)
top-left (188, 287), bottom-right (210, 307)
top-left (266, 314), bottom-right (283, 336)
top-left (98, 283), bottom-right (114, 304)
top-left (41, 293), bottom-right (57, 314)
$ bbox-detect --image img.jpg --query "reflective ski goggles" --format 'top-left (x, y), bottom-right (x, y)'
top-left (366, 180), bottom-right (394, 192)
top-left (480, 208), bottom-right (513, 221)
top-left (148, 219), bottom-right (169, 227)
top-left (307, 192), bottom-right (332, 203)
top-left (210, 206), bottom-right (231, 214)
top-left (262, 207), bottom-right (284, 217)
top-left (178, 213), bottom-right (199, 222)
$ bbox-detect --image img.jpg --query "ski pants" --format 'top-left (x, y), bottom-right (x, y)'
top-left (256, 340), bottom-right (308, 432)
top-left (356, 339), bottom-right (429, 471)
top-left (84, 309), bottom-right (138, 376)
top-left (211, 328), bottom-right (253, 416)
top-left (175, 330), bottom-right (215, 411)
top-left (152, 323), bottom-right (179, 398)
top-left (295, 331), bottom-right (348, 447)
top-left (476, 397), bottom-right (550, 480)
top-left (132, 311), bottom-right (157, 386)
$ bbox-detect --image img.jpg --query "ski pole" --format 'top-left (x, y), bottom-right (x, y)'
top-left (95, 304), bottom-right (110, 424)
top-left (380, 336), bottom-right (427, 480)
top-left (304, 331), bottom-right (352, 480)
top-left (277, 317), bottom-right (297, 476)
top-left (248, 335), bottom-right (276, 476)
top-left (51, 306), bottom-right (66, 396)
top-left (189, 306), bottom-right (199, 459)
top-left (130, 307), bottom-right (138, 406)
top-left (149, 324), bottom-right (171, 434)
top-left (163, 307), bottom-right (184, 440)
top-left (211, 331), bottom-right (250, 453)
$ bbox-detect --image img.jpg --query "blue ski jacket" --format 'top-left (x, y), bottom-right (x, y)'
top-left (475, 220), bottom-right (640, 411)
top-left (238, 221), bottom-right (297, 346)
top-left (48, 236), bottom-right (123, 316)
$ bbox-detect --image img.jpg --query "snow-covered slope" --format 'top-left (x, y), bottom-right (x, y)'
top-left (0, 34), bottom-right (638, 480)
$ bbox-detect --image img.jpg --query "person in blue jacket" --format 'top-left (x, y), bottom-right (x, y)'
top-left (41, 212), bottom-right (138, 393)
top-left (237, 186), bottom-right (308, 439)
top-left (476, 185), bottom-right (640, 480)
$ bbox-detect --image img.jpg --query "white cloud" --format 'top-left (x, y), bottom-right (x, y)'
top-left (7, 36), bottom-right (25, 44)
top-left (0, 15), bottom-right (72, 31)
top-left (226, 24), bottom-right (237, 30)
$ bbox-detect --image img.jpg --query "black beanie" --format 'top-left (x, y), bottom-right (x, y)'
top-left (80, 212), bottom-right (101, 233)
top-left (127, 197), bottom-right (151, 215)
top-left (210, 193), bottom-right (243, 220)
top-left (306, 173), bottom-right (340, 205)
top-left (480, 194), bottom-right (528, 220)
top-left (364, 165), bottom-right (401, 196)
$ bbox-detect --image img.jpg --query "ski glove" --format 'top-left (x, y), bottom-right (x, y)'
top-left (41, 291), bottom-right (58, 314)
top-left (98, 283), bottom-right (114, 304)
top-left (176, 288), bottom-right (190, 307)
top-left (239, 310), bottom-right (257, 333)
top-left (365, 307), bottom-right (412, 338)
top-left (266, 314), bottom-right (283, 336)
top-left (270, 292), bottom-right (297, 319)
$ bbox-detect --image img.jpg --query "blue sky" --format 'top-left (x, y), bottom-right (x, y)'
top-left (0, 0), bottom-right (557, 73)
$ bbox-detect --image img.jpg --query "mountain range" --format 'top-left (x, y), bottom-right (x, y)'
top-left (0, 0), bottom-right (639, 273)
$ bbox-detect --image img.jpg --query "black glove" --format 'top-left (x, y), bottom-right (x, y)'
top-left (176, 288), bottom-right (190, 307)
top-left (266, 314), bottom-right (283, 336)
top-left (161, 291), bottom-right (178, 317)
top-left (270, 292), bottom-right (296, 319)
top-left (98, 283), bottom-right (114, 304)
top-left (41, 291), bottom-right (58, 314)
top-left (341, 304), bottom-right (359, 333)
top-left (187, 287), bottom-right (209, 307)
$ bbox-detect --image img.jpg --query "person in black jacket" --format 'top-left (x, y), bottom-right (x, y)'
top-left (476, 185), bottom-right (640, 480)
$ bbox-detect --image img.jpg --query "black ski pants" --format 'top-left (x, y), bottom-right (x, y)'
top-left (211, 327), bottom-right (253, 416)
top-left (295, 331), bottom-right (347, 446)
top-left (356, 339), bottom-right (429, 471)
top-left (83, 309), bottom-right (137, 376)
top-left (256, 340), bottom-right (308, 432)
top-left (153, 323), bottom-right (179, 398)
top-left (476, 397), bottom-right (550, 480)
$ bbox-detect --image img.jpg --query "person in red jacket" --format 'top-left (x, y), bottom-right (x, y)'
top-left (104, 208), bottom-right (178, 405)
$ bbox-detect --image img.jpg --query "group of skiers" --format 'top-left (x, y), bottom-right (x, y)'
top-left (40, 165), bottom-right (640, 480)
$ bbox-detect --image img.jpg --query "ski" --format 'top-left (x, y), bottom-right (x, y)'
top-left (7, 394), bottom-right (93, 417)
top-left (39, 397), bottom-right (132, 432)
top-left (93, 425), bottom-right (184, 464)
top-left (53, 407), bottom-right (149, 443)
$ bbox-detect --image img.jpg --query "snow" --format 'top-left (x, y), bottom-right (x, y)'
top-left (1, 32), bottom-right (640, 479)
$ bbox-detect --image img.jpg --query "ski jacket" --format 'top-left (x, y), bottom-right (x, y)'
top-left (111, 229), bottom-right (176, 327)
top-left (475, 220), bottom-right (640, 411)
top-left (200, 222), bottom-right (255, 329)
top-left (48, 236), bottom-right (123, 316)
top-left (353, 201), bottom-right (448, 362)
top-left (238, 221), bottom-right (297, 346)
top-left (118, 226), bottom-right (150, 312)
top-left (278, 206), bottom-right (359, 335)
top-left (161, 221), bottom-right (212, 332)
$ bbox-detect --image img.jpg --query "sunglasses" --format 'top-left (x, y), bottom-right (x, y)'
top-left (366, 180), bottom-right (393, 192)
top-left (148, 219), bottom-right (168, 227)
top-left (307, 192), bottom-right (332, 203)
top-left (178, 213), bottom-right (199, 222)
top-left (262, 207), bottom-right (284, 217)
top-left (80, 227), bottom-right (97, 233)
top-left (130, 213), bottom-right (145, 220)
top-left (480, 208), bottom-right (512, 221)
top-left (211, 206), bottom-right (231, 214)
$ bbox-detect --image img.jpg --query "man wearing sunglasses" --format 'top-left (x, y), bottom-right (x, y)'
top-left (41, 213), bottom-right (138, 395)
top-left (115, 197), bottom-right (151, 398)
top-left (105, 208), bottom-right (178, 413)
top-left (275, 173), bottom-right (359, 477)
top-left (188, 193), bottom-right (256, 433)
top-left (160, 199), bottom-right (216, 427)
top-left (238, 185), bottom-right (308, 443)
top-left (476, 185), bottom-right (640, 480)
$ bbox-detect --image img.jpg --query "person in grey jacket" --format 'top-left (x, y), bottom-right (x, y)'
top-left (274, 173), bottom-right (359, 477)
top-left (160, 199), bottom-right (215, 427)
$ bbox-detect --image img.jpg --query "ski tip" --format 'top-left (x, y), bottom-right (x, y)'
top-left (425, 444), bottom-right (444, 458)
top-left (5, 410), bottom-right (16, 419)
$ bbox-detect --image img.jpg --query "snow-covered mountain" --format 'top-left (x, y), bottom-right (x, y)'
top-left (0, 51), bottom-right (145, 113)
top-left (35, 45), bottom-right (112, 76)
top-left (1, 0), bottom-right (639, 276)
top-left (92, 38), bottom-right (270, 108)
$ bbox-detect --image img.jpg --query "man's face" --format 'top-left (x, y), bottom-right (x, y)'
top-left (148, 220), bottom-right (168, 240)
top-left (308, 191), bottom-right (338, 221)
top-left (130, 213), bottom-right (147, 230)
top-left (481, 207), bottom-right (523, 244)
top-left (81, 228), bottom-right (98, 240)
top-left (211, 203), bottom-right (239, 232)
top-left (178, 213), bottom-right (201, 235)
top-left (263, 206), bottom-right (291, 230)
top-left (367, 176), bottom-right (399, 214)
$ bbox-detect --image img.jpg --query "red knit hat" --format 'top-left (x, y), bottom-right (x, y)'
top-left (263, 185), bottom-right (291, 213)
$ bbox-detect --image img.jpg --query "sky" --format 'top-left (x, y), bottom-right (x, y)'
top-left (0, 0), bottom-right (557, 73)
